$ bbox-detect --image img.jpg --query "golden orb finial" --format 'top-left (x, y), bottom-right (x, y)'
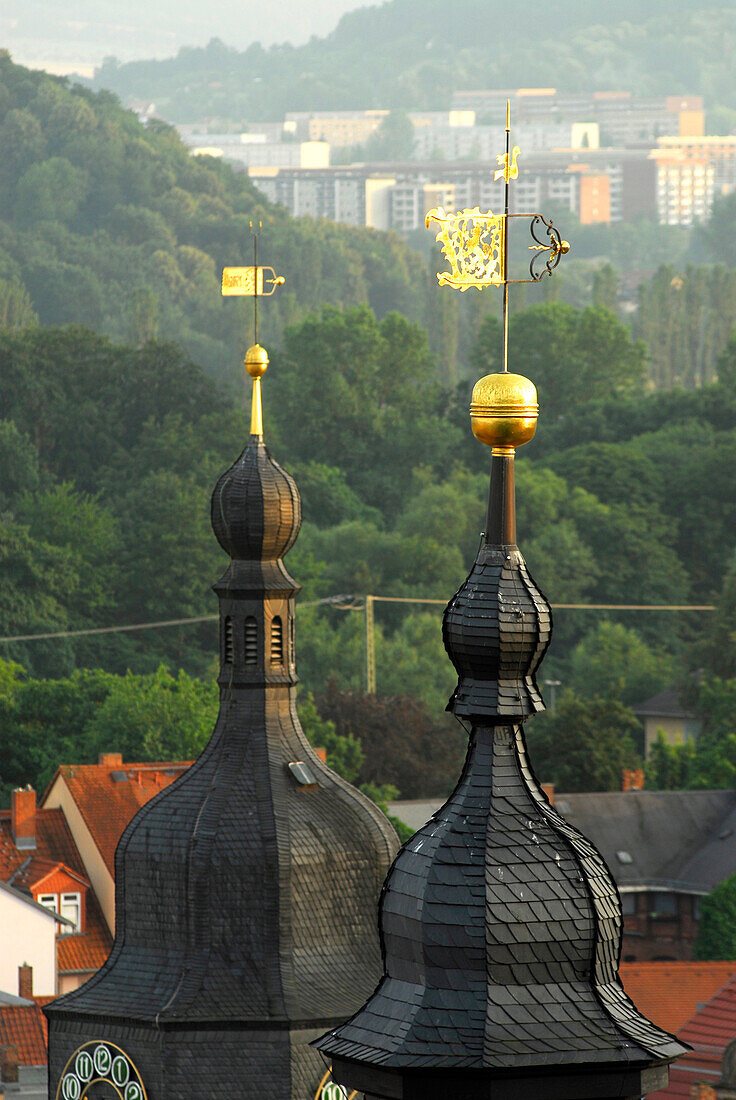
top-left (245, 343), bottom-right (269, 378)
top-left (470, 372), bottom-right (538, 454)
top-left (244, 344), bottom-right (269, 436)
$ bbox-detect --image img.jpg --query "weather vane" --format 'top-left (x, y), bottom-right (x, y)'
top-left (221, 223), bottom-right (286, 436)
top-left (426, 100), bottom-right (570, 373)
top-left (221, 221), bottom-right (286, 346)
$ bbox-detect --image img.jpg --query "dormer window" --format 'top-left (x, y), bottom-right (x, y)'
top-left (270, 617), bottom-right (283, 665)
top-left (60, 892), bottom-right (81, 933)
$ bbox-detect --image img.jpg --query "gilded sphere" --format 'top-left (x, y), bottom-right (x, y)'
top-left (244, 343), bottom-right (269, 379)
top-left (470, 371), bottom-right (539, 450)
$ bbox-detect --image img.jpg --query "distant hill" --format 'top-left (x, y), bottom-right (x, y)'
top-left (2, 0), bottom-right (365, 73)
top-left (88, 0), bottom-right (736, 124)
top-left (0, 52), bottom-right (433, 385)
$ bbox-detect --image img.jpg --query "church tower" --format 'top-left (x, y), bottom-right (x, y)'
top-left (46, 340), bottom-right (398, 1100)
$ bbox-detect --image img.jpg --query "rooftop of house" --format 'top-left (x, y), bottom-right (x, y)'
top-left (619, 961), bottom-right (736, 1035)
top-left (0, 1002), bottom-right (47, 1066)
top-left (45, 757), bottom-right (191, 875)
top-left (632, 685), bottom-right (695, 719)
top-left (390, 789), bottom-right (736, 894)
top-left (0, 808), bottom-right (85, 884)
top-left (0, 803), bottom-right (111, 975)
top-left (648, 971), bottom-right (736, 1099)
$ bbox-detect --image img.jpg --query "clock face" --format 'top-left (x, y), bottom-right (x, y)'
top-left (56, 1042), bottom-right (146, 1100)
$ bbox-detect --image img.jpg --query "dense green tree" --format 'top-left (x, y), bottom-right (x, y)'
top-left (568, 622), bottom-right (675, 706)
top-left (297, 691), bottom-right (364, 783)
top-left (316, 682), bottom-right (466, 799)
top-left (470, 303), bottom-right (645, 425)
top-left (0, 278), bottom-right (37, 329)
top-left (695, 874), bottom-right (736, 960)
top-left (525, 691), bottom-right (643, 792)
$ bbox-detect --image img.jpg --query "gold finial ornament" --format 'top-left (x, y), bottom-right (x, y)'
top-left (221, 222), bottom-right (285, 440)
top-left (470, 372), bottom-right (538, 454)
top-left (245, 343), bottom-right (268, 437)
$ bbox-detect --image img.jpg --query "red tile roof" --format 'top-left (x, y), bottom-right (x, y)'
top-left (48, 761), bottom-right (191, 874)
top-left (0, 807), bottom-right (110, 976)
top-left (620, 961), bottom-right (736, 1034)
top-left (0, 1004), bottom-right (47, 1065)
top-left (56, 890), bottom-right (111, 974)
top-left (0, 809), bottom-right (86, 885)
top-left (648, 971), bottom-right (736, 1099)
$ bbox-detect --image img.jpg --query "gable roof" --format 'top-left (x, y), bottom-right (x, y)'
top-left (0, 808), bottom-right (86, 885)
top-left (648, 972), bottom-right (736, 1099)
top-left (0, 1002), bottom-right (47, 1066)
top-left (46, 761), bottom-right (191, 874)
top-left (619, 961), bottom-right (736, 1034)
top-left (632, 685), bottom-right (695, 719)
top-left (390, 790), bottom-right (736, 894)
top-left (551, 790), bottom-right (736, 893)
top-left (0, 807), bottom-right (110, 973)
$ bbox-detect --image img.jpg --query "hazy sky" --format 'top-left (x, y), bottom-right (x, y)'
top-left (3, 0), bottom-right (370, 76)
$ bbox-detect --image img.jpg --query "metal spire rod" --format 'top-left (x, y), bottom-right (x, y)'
top-left (252, 221), bottom-right (260, 346)
top-left (502, 98), bottom-right (510, 373)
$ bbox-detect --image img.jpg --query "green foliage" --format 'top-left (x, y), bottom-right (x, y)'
top-left (316, 683), bottom-right (466, 800)
top-left (525, 691), bottom-right (642, 793)
top-left (470, 303), bottom-right (645, 424)
top-left (90, 1), bottom-right (736, 124)
top-left (83, 666), bottom-right (217, 762)
top-left (297, 691), bottom-right (364, 783)
top-left (0, 54), bottom-right (436, 385)
top-left (635, 265), bottom-right (736, 388)
top-left (646, 678), bottom-right (736, 790)
top-left (568, 622), bottom-right (674, 706)
top-left (0, 659), bottom-right (216, 802)
top-left (695, 874), bottom-right (736, 960)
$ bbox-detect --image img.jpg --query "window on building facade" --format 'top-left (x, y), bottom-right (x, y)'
top-left (244, 617), bottom-right (257, 665)
top-left (650, 892), bottom-right (678, 918)
top-left (621, 893), bottom-right (637, 916)
top-left (38, 893), bottom-right (57, 912)
top-left (60, 893), bottom-right (81, 933)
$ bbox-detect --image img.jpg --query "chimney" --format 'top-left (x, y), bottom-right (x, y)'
top-left (541, 782), bottom-right (555, 806)
top-left (98, 752), bottom-right (123, 767)
top-left (0, 1045), bottom-right (19, 1083)
top-left (313, 747), bottom-right (328, 764)
top-left (11, 786), bottom-right (36, 850)
top-left (17, 964), bottom-right (32, 1001)
top-left (622, 768), bottom-right (645, 792)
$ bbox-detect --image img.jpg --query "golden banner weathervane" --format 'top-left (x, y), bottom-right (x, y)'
top-left (426, 101), bottom-right (570, 372)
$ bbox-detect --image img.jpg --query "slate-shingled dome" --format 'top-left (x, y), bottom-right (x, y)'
top-left (46, 360), bottom-right (398, 1100)
top-left (317, 374), bottom-right (686, 1100)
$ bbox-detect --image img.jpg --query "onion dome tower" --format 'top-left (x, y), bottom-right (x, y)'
top-left (45, 339), bottom-right (398, 1100)
top-left (316, 369), bottom-right (687, 1100)
top-left (317, 105), bottom-right (687, 1095)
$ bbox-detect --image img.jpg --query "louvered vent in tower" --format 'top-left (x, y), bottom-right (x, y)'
top-left (244, 617), bottom-right (257, 666)
top-left (271, 616), bottom-right (283, 665)
top-left (223, 616), bottom-right (233, 664)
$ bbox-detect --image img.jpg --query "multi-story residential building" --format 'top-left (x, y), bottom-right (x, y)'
top-left (652, 148), bottom-right (715, 226)
top-left (179, 130), bottom-right (330, 169)
top-left (450, 88), bottom-right (704, 145)
top-left (249, 147), bottom-right (656, 231)
top-left (285, 109), bottom-right (389, 146)
top-left (656, 135), bottom-right (736, 199)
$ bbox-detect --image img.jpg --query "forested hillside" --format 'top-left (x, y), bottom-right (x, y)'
top-left (0, 52), bottom-right (440, 386)
top-left (89, 0), bottom-right (736, 125)
top-left (0, 53), bottom-right (735, 805)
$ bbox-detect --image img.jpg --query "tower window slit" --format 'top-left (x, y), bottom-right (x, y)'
top-left (289, 618), bottom-right (295, 666)
top-left (223, 616), bottom-right (233, 664)
top-left (271, 616), bottom-right (283, 665)
top-left (244, 617), bottom-right (257, 665)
